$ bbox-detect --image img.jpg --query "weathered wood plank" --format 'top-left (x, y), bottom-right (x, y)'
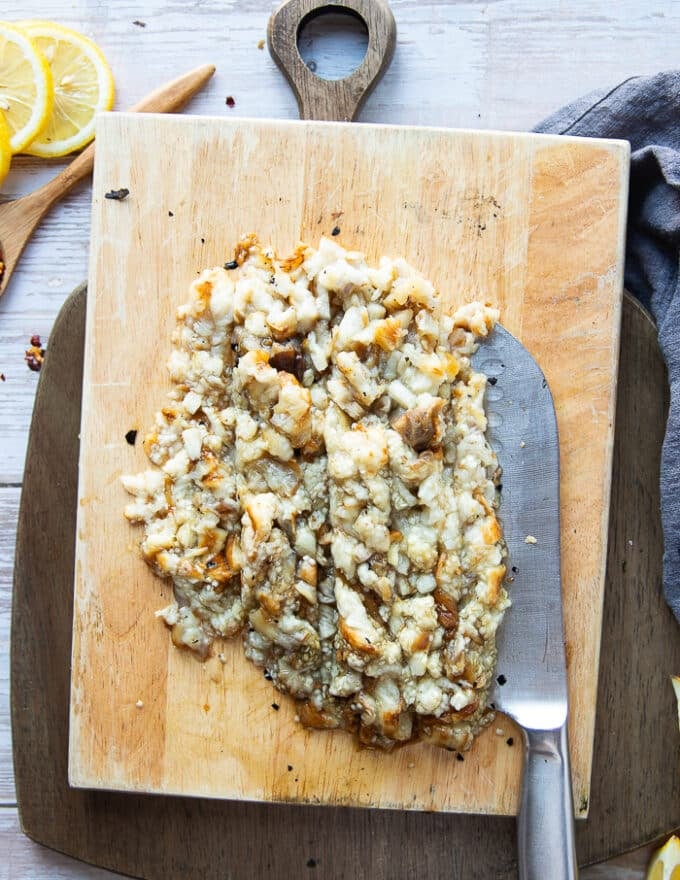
top-left (13, 287), bottom-right (670, 879)
top-left (2, 0), bottom-right (680, 483)
top-left (1, 808), bottom-right (116, 879)
top-left (0, 803), bottom-right (659, 879)
top-left (3, 0), bottom-right (680, 876)
top-left (0, 488), bottom-right (20, 804)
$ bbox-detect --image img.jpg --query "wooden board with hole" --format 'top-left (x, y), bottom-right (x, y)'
top-left (70, 112), bottom-right (628, 815)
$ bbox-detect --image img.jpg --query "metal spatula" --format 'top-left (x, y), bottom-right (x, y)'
top-left (473, 326), bottom-right (578, 880)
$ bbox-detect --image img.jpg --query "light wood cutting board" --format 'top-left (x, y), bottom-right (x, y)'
top-left (70, 111), bottom-right (628, 815)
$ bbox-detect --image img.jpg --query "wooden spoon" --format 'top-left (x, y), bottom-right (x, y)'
top-left (0, 63), bottom-right (216, 299)
top-left (267, 0), bottom-right (396, 121)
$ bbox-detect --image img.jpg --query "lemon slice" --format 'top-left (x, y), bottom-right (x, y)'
top-left (17, 21), bottom-right (114, 158)
top-left (646, 835), bottom-right (680, 880)
top-left (0, 110), bottom-right (12, 185)
top-left (0, 22), bottom-right (53, 153)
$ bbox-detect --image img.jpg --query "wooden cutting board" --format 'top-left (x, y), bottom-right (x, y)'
top-left (14, 286), bottom-right (680, 878)
top-left (70, 111), bottom-right (628, 815)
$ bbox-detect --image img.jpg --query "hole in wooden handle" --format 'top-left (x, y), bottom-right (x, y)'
top-left (268, 0), bottom-right (396, 122)
top-left (297, 8), bottom-right (369, 81)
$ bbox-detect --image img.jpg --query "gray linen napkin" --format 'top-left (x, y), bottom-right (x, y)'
top-left (534, 72), bottom-right (680, 622)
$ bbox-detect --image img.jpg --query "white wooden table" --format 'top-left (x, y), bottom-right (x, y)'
top-left (1, 1), bottom-right (678, 876)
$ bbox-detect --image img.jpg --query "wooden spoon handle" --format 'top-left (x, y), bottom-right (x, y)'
top-left (267, 0), bottom-right (396, 121)
top-left (26, 64), bottom-right (217, 210)
top-left (0, 63), bottom-right (215, 298)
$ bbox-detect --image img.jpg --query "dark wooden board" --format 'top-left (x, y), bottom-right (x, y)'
top-left (11, 286), bottom-right (680, 878)
top-left (267, 0), bottom-right (396, 121)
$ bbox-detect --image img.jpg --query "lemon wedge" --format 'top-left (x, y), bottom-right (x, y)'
top-left (0, 110), bottom-right (12, 185)
top-left (17, 21), bottom-right (114, 158)
top-left (646, 835), bottom-right (680, 880)
top-left (0, 22), bottom-right (53, 153)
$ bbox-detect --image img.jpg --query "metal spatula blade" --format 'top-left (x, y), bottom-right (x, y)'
top-left (473, 325), bottom-right (578, 880)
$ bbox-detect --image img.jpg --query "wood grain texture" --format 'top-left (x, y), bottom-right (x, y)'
top-left (12, 288), bottom-right (678, 880)
top-left (576, 298), bottom-right (679, 847)
top-left (2, 0), bottom-right (680, 485)
top-left (1, 808), bottom-right (113, 879)
top-left (68, 112), bottom-right (627, 814)
top-left (0, 802), bottom-right (667, 880)
top-left (0, 65), bottom-right (215, 299)
top-left (268, 0), bottom-right (396, 120)
top-left (5, 0), bottom-right (680, 875)
top-left (0, 489), bottom-right (20, 803)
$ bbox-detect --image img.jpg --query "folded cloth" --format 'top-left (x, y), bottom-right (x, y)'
top-left (535, 72), bottom-right (680, 622)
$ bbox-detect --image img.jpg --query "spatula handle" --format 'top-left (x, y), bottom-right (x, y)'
top-left (267, 0), bottom-right (396, 121)
top-left (518, 723), bottom-right (578, 880)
